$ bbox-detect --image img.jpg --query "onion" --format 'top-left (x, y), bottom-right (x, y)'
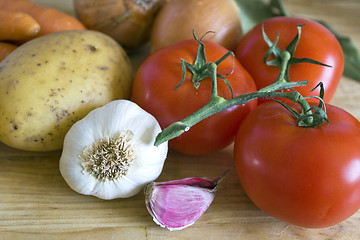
top-left (150, 0), bottom-right (243, 52)
top-left (74, 0), bottom-right (166, 49)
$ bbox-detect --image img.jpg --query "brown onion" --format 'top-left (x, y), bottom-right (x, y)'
top-left (150, 0), bottom-right (243, 52)
top-left (74, 0), bottom-right (166, 49)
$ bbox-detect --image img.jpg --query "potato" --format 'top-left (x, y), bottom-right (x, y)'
top-left (0, 30), bottom-right (133, 151)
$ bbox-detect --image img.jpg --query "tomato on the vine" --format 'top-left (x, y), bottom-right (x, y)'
top-left (132, 39), bottom-right (257, 155)
top-left (234, 101), bottom-right (360, 228)
top-left (235, 16), bottom-right (344, 103)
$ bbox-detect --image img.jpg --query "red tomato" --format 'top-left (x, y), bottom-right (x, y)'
top-left (235, 16), bottom-right (344, 103)
top-left (234, 101), bottom-right (360, 228)
top-left (132, 39), bottom-right (257, 155)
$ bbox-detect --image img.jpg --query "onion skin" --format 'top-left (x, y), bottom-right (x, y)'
top-left (150, 0), bottom-right (243, 52)
top-left (74, 0), bottom-right (166, 49)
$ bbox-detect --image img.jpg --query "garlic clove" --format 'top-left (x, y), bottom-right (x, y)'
top-left (144, 171), bottom-right (228, 231)
top-left (59, 100), bottom-right (168, 200)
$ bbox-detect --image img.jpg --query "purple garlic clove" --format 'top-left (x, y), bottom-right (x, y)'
top-left (144, 171), bottom-right (228, 231)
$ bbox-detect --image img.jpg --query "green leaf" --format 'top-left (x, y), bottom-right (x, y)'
top-left (234, 0), bottom-right (287, 33)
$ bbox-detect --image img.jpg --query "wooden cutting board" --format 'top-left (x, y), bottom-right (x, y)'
top-left (1, 0), bottom-right (360, 239)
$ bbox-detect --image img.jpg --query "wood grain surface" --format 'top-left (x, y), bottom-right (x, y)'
top-left (1, 0), bottom-right (360, 239)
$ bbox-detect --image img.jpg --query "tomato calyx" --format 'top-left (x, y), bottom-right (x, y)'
top-left (271, 83), bottom-right (329, 127)
top-left (175, 30), bottom-right (235, 97)
top-left (263, 49), bottom-right (329, 128)
top-left (262, 24), bottom-right (332, 81)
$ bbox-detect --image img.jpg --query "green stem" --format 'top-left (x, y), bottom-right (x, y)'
top-left (154, 51), bottom-right (311, 146)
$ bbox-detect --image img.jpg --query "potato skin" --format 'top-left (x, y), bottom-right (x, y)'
top-left (0, 30), bottom-right (133, 151)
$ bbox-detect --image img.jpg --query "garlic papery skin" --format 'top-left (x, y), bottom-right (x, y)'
top-left (144, 173), bottom-right (227, 231)
top-left (59, 100), bottom-right (168, 200)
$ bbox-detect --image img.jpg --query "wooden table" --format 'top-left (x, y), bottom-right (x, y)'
top-left (1, 0), bottom-right (360, 239)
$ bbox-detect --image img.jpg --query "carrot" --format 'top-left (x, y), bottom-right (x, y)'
top-left (0, 10), bottom-right (40, 41)
top-left (0, 42), bottom-right (17, 62)
top-left (0, 0), bottom-right (85, 37)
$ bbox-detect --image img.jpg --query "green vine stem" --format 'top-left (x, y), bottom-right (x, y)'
top-left (155, 51), bottom-right (309, 146)
top-left (154, 27), bottom-right (329, 147)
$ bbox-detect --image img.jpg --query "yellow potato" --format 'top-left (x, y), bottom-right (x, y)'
top-left (0, 30), bottom-right (133, 151)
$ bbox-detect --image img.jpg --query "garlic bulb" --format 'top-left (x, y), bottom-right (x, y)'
top-left (59, 100), bottom-right (168, 200)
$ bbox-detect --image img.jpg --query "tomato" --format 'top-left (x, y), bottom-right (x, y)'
top-left (132, 39), bottom-right (257, 155)
top-left (234, 101), bottom-right (360, 228)
top-left (235, 16), bottom-right (344, 103)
